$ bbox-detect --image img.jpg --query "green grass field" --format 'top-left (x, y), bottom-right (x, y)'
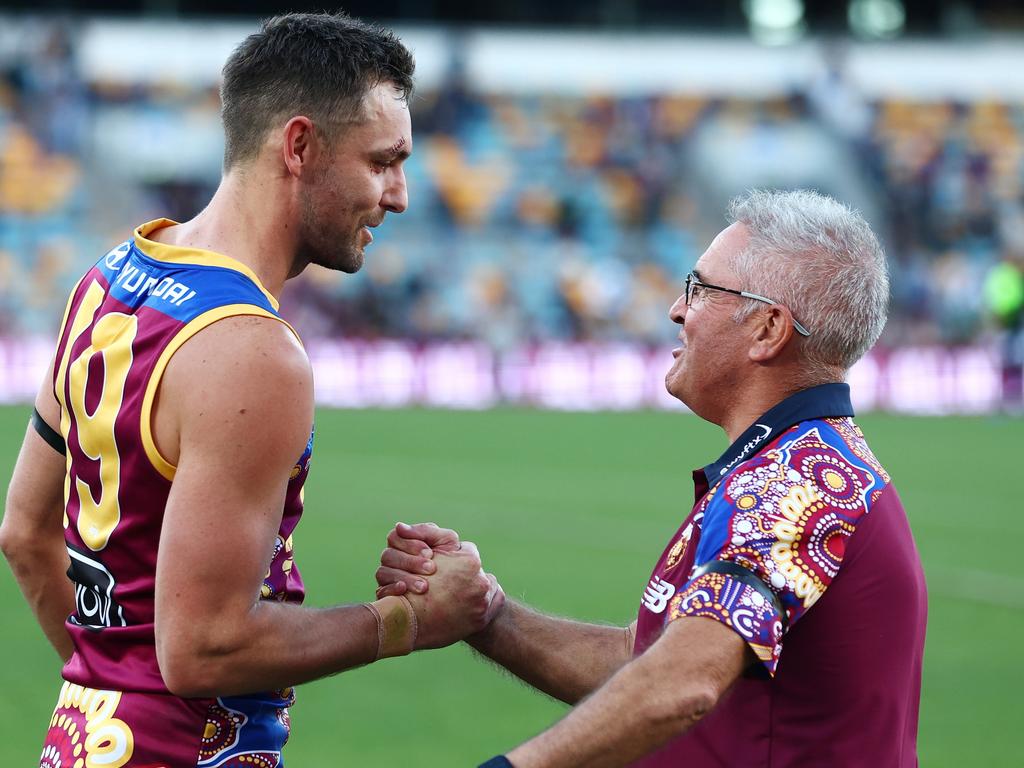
top-left (1, 405), bottom-right (1020, 765)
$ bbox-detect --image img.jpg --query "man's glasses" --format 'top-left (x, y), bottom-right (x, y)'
top-left (683, 272), bottom-right (812, 337)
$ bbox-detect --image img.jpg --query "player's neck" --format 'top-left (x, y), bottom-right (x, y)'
top-left (159, 172), bottom-right (295, 300)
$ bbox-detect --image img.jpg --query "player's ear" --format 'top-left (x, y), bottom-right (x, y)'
top-left (749, 305), bottom-right (794, 362)
top-left (281, 116), bottom-right (318, 179)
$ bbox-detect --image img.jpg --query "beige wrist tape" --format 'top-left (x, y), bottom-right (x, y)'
top-left (364, 596), bottom-right (417, 659)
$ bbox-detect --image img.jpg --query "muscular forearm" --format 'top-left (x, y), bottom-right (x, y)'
top-left (2, 416), bottom-right (75, 663)
top-left (161, 546), bottom-right (495, 698)
top-left (159, 600), bottom-right (383, 697)
top-left (1, 537), bottom-right (74, 662)
top-left (467, 600), bottom-right (632, 704)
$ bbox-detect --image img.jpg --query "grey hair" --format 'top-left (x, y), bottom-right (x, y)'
top-left (727, 189), bottom-right (888, 383)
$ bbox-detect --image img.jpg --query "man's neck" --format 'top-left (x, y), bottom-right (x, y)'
top-left (150, 170), bottom-right (297, 300)
top-left (718, 378), bottom-right (805, 444)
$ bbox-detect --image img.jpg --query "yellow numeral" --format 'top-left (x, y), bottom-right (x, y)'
top-left (55, 281), bottom-right (138, 551)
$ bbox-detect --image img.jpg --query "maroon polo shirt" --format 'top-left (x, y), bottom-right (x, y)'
top-left (632, 384), bottom-right (927, 767)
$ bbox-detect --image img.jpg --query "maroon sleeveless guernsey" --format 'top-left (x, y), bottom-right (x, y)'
top-left (41, 220), bottom-right (312, 768)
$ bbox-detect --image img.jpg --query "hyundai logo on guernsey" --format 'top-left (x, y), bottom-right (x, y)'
top-left (642, 577), bottom-right (675, 614)
top-left (719, 423), bottom-right (772, 476)
top-left (114, 262), bottom-right (196, 307)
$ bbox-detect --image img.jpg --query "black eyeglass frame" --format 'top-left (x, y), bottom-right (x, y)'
top-left (684, 272), bottom-right (812, 337)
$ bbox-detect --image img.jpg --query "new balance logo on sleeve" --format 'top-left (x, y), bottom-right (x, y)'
top-left (642, 577), bottom-right (675, 613)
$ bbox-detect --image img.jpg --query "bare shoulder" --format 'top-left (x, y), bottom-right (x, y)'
top-left (158, 315), bottom-right (313, 467)
top-left (166, 314), bottom-right (310, 386)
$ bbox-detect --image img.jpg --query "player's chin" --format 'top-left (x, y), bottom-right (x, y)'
top-left (341, 251), bottom-right (364, 274)
top-left (320, 246), bottom-right (364, 274)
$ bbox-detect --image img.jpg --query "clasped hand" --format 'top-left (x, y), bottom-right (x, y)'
top-left (377, 522), bottom-right (505, 648)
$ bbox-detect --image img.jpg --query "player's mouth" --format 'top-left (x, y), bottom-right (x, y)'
top-left (361, 218), bottom-right (384, 245)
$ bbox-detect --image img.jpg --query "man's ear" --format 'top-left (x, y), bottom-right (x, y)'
top-left (749, 305), bottom-right (796, 362)
top-left (281, 116), bottom-right (318, 179)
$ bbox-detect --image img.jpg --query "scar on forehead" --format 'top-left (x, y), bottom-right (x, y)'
top-left (389, 138), bottom-right (407, 153)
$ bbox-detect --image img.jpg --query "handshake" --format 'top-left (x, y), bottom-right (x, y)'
top-left (364, 522), bottom-right (505, 657)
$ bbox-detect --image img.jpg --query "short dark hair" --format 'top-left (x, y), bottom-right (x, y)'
top-left (220, 12), bottom-right (415, 169)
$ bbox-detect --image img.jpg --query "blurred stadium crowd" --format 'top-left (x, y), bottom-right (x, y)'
top-left (1, 18), bottom-right (1022, 374)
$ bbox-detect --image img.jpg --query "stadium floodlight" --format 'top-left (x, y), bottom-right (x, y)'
top-left (744, 0), bottom-right (806, 45)
top-left (848, 0), bottom-right (906, 40)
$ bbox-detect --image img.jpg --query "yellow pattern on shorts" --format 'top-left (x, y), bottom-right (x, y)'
top-left (43, 681), bottom-right (134, 768)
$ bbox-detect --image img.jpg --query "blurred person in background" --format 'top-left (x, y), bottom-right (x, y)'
top-left (0, 13), bottom-right (502, 768)
top-left (985, 253), bottom-right (1024, 410)
top-left (379, 190), bottom-right (926, 768)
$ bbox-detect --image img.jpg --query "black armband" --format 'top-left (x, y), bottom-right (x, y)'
top-left (31, 407), bottom-right (66, 456)
top-left (690, 559), bottom-right (787, 631)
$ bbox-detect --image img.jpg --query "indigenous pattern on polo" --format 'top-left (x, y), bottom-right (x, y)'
top-left (632, 384), bottom-right (925, 766)
top-left (666, 417), bottom-right (888, 673)
top-left (40, 220), bottom-right (311, 768)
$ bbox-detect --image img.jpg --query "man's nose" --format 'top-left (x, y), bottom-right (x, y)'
top-left (669, 294), bottom-right (687, 325)
top-left (382, 167), bottom-right (408, 214)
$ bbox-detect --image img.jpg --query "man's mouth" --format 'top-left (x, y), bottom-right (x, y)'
top-left (671, 334), bottom-right (686, 358)
top-left (361, 218), bottom-right (384, 245)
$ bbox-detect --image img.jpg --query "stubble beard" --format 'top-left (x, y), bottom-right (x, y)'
top-left (297, 176), bottom-right (365, 275)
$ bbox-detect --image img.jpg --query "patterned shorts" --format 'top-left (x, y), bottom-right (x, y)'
top-left (39, 680), bottom-right (291, 768)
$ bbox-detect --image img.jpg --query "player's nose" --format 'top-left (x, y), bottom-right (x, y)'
top-left (382, 167), bottom-right (408, 214)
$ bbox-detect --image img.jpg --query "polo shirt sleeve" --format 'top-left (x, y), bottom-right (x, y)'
top-left (666, 430), bottom-right (884, 676)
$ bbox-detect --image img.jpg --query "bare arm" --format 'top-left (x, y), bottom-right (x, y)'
top-left (504, 617), bottom-right (751, 768)
top-left (377, 528), bottom-right (751, 765)
top-left (468, 601), bottom-right (634, 704)
top-left (376, 523), bottom-right (634, 704)
top-left (0, 360), bottom-right (75, 662)
top-left (154, 317), bottom-right (496, 697)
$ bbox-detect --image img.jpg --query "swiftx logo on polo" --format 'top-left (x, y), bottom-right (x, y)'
top-left (717, 423), bottom-right (772, 477)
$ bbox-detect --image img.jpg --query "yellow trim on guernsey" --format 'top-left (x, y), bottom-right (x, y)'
top-left (140, 304), bottom-right (301, 481)
top-left (56, 273), bottom-right (88, 353)
top-left (132, 219), bottom-right (281, 312)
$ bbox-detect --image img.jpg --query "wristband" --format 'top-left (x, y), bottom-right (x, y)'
top-left (363, 595), bottom-right (417, 659)
top-left (478, 757), bottom-right (513, 768)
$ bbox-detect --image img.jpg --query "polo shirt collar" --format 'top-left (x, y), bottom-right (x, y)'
top-left (701, 382), bottom-right (855, 485)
